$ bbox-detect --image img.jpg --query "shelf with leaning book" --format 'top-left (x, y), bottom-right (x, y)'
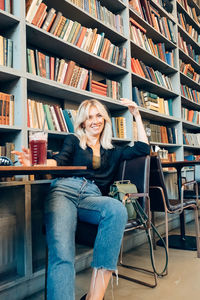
top-left (178, 27), bottom-right (200, 64)
top-left (58, 0), bottom-right (127, 44)
top-left (179, 67), bottom-right (200, 90)
top-left (177, 0), bottom-right (200, 28)
top-left (131, 71), bottom-right (178, 97)
top-left (26, 24), bottom-right (128, 76)
top-left (177, 0), bottom-right (200, 35)
top-left (129, 6), bottom-right (177, 48)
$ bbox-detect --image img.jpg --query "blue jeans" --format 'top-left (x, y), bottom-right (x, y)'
top-left (44, 177), bottom-right (127, 300)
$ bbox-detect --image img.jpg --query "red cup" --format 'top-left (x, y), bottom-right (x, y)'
top-left (29, 131), bottom-right (48, 165)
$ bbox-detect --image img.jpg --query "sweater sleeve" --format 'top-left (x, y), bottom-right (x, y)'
top-left (52, 134), bottom-right (77, 166)
top-left (121, 141), bottom-right (150, 160)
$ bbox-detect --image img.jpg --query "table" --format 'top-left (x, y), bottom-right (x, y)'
top-left (0, 165), bottom-right (87, 177)
top-left (159, 160), bottom-right (200, 251)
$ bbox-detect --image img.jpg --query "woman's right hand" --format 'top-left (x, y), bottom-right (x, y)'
top-left (12, 147), bottom-right (31, 166)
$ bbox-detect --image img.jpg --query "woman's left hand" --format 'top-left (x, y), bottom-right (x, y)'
top-left (120, 98), bottom-right (140, 118)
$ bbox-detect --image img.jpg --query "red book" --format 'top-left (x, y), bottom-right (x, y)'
top-left (91, 80), bottom-right (107, 88)
top-left (50, 56), bottom-right (55, 80)
top-left (63, 60), bottom-right (76, 85)
top-left (46, 13), bottom-right (56, 32)
top-left (38, 52), bottom-right (46, 78)
top-left (91, 88), bottom-right (107, 96)
top-left (32, 3), bottom-right (47, 26)
top-left (76, 27), bottom-right (87, 48)
top-left (37, 11), bottom-right (47, 28)
top-left (0, 0), bottom-right (4, 10)
top-left (91, 84), bottom-right (107, 92)
top-left (129, 17), bottom-right (146, 33)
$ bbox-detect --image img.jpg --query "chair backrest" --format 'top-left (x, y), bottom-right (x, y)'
top-left (114, 155), bottom-right (150, 209)
top-left (149, 155), bottom-right (170, 212)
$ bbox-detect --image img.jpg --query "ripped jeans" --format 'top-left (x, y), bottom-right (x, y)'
top-left (44, 177), bottom-right (128, 300)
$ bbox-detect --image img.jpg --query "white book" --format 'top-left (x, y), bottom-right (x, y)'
top-left (63, 20), bottom-right (74, 42)
top-left (50, 106), bottom-right (61, 131)
top-left (60, 62), bottom-right (68, 84)
top-left (93, 34), bottom-right (101, 55)
top-left (26, 0), bottom-right (42, 23)
top-left (77, 69), bottom-right (88, 89)
top-left (59, 108), bottom-right (68, 132)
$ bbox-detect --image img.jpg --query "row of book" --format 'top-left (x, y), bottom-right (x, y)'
top-left (177, 0), bottom-right (200, 24)
top-left (0, 35), bottom-right (13, 68)
top-left (179, 60), bottom-right (200, 84)
top-left (131, 57), bottom-right (173, 90)
top-left (0, 92), bottom-right (14, 126)
top-left (25, 1), bottom-right (127, 68)
top-left (181, 84), bottom-right (200, 104)
top-left (132, 86), bottom-right (173, 116)
top-left (183, 132), bottom-right (200, 146)
top-left (27, 48), bottom-right (123, 100)
top-left (111, 117), bottom-right (127, 139)
top-left (0, 142), bottom-right (15, 162)
top-left (129, 18), bottom-right (175, 67)
top-left (27, 49), bottom-right (89, 89)
top-left (0, 0), bottom-right (12, 13)
top-left (184, 154), bottom-right (200, 161)
top-left (68, 0), bottom-right (124, 35)
top-left (178, 33), bottom-right (200, 65)
top-left (177, 12), bottom-right (200, 44)
top-left (27, 99), bottom-right (76, 133)
top-left (142, 120), bottom-right (178, 144)
top-left (182, 107), bottom-right (200, 124)
top-left (129, 0), bottom-right (176, 44)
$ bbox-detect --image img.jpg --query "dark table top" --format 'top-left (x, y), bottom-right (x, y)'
top-left (0, 166), bottom-right (87, 176)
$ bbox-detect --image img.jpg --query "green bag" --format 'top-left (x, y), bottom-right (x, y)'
top-left (109, 180), bottom-right (138, 220)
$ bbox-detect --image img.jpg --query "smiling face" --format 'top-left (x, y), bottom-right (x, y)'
top-left (83, 105), bottom-right (105, 138)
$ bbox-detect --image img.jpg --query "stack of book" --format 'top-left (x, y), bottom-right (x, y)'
top-left (0, 35), bottom-right (13, 67)
top-left (132, 86), bottom-right (173, 116)
top-left (0, 92), bottom-right (14, 126)
top-left (91, 80), bottom-right (107, 97)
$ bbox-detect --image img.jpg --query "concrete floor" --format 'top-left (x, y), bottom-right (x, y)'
top-left (26, 222), bottom-right (200, 300)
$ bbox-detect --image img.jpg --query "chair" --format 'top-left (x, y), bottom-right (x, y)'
top-left (45, 155), bottom-right (156, 298)
top-left (114, 155), bottom-right (158, 288)
top-left (149, 154), bottom-right (200, 259)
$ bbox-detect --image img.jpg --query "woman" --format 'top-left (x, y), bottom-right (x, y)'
top-left (13, 98), bottom-right (150, 300)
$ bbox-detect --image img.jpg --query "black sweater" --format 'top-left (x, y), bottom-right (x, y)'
top-left (53, 134), bottom-right (150, 195)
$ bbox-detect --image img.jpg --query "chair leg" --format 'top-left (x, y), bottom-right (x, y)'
top-left (194, 207), bottom-right (200, 258)
top-left (117, 234), bottom-right (157, 288)
top-left (45, 246), bottom-right (48, 300)
top-left (151, 212), bottom-right (156, 250)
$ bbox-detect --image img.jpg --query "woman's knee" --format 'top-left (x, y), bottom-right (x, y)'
top-left (104, 198), bottom-right (128, 223)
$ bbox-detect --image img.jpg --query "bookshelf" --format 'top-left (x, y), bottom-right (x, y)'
top-left (0, 0), bottom-right (200, 298)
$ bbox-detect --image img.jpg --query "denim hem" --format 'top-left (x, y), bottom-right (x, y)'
top-left (90, 263), bottom-right (117, 272)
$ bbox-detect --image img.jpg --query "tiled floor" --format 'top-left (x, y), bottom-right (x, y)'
top-left (26, 222), bottom-right (200, 300)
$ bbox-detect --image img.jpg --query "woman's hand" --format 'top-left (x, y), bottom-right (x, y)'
top-left (120, 98), bottom-right (140, 118)
top-left (12, 147), bottom-right (31, 166)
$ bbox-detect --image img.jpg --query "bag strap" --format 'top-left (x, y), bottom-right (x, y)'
top-left (121, 160), bottom-right (126, 181)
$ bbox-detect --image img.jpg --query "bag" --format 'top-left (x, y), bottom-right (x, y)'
top-left (109, 180), bottom-right (138, 220)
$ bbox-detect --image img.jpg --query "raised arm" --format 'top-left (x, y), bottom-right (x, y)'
top-left (120, 98), bottom-right (149, 144)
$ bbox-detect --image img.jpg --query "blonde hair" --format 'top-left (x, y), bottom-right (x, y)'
top-left (74, 99), bottom-right (113, 150)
